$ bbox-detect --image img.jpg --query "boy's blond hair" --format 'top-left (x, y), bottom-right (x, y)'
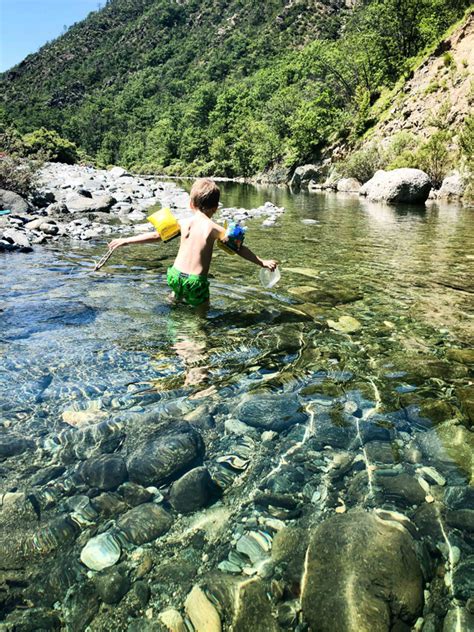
top-left (190, 178), bottom-right (220, 212)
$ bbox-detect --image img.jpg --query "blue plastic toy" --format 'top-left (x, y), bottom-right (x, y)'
top-left (218, 221), bottom-right (246, 255)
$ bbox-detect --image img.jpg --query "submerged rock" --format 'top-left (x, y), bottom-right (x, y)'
top-left (185, 585), bottom-right (222, 632)
top-left (3, 608), bottom-right (61, 631)
top-left (94, 567), bottom-right (130, 604)
top-left (456, 385), bottom-right (474, 427)
top-left (452, 557), bottom-right (474, 601)
top-left (271, 526), bottom-right (309, 585)
top-left (28, 515), bottom-right (80, 556)
top-left (62, 580), bottom-right (100, 630)
top-left (289, 284), bottom-right (362, 305)
top-left (0, 435), bottom-right (34, 460)
top-left (0, 495), bottom-right (40, 569)
top-left (443, 607), bottom-right (474, 632)
top-left (126, 424), bottom-right (204, 486)
top-left (118, 481), bottom-right (153, 506)
top-left (80, 532), bottom-right (122, 571)
top-left (170, 467), bottom-right (219, 514)
top-left (375, 471), bottom-right (427, 507)
top-left (117, 503), bottom-right (172, 545)
top-left (301, 511), bottom-right (423, 631)
top-left (53, 419), bottom-right (124, 461)
top-left (236, 393), bottom-right (307, 431)
top-left (327, 315), bottom-right (362, 333)
top-left (205, 574), bottom-right (278, 632)
top-left (418, 421), bottom-right (474, 483)
top-left (158, 608), bottom-right (187, 631)
top-left (91, 492), bottom-right (128, 518)
top-left (77, 454), bottom-right (128, 491)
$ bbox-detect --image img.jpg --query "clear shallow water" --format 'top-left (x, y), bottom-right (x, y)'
top-left (1, 186), bottom-right (472, 429)
top-left (1, 184), bottom-right (473, 629)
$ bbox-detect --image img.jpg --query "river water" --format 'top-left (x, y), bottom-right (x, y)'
top-left (0, 183), bottom-right (473, 630)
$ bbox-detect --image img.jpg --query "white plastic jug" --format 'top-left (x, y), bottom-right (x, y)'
top-left (259, 266), bottom-right (281, 289)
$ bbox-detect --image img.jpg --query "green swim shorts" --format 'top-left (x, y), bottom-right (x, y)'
top-left (167, 265), bottom-right (210, 307)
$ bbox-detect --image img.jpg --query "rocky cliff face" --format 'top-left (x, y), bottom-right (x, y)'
top-left (368, 12), bottom-right (473, 151)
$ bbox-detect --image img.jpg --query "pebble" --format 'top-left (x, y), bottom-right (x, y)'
top-left (184, 585), bottom-right (222, 632)
top-left (158, 608), bottom-right (187, 632)
top-left (169, 467), bottom-right (219, 514)
top-left (136, 552), bottom-right (154, 578)
top-left (117, 503), bottom-right (172, 545)
top-left (94, 568), bottom-right (130, 604)
top-left (80, 532), bottom-right (122, 571)
top-left (62, 409), bottom-right (108, 427)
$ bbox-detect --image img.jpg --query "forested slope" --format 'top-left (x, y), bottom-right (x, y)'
top-left (0, 0), bottom-right (471, 177)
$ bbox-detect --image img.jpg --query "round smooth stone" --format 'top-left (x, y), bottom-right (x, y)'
top-left (80, 532), bottom-right (121, 571)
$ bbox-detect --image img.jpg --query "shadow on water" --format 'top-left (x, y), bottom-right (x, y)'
top-left (1, 299), bottom-right (97, 340)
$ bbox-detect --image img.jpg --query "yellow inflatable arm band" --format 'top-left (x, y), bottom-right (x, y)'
top-left (147, 207), bottom-right (181, 242)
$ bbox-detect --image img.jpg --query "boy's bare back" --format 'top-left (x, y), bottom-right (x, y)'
top-left (173, 211), bottom-right (223, 277)
top-left (108, 178), bottom-right (277, 307)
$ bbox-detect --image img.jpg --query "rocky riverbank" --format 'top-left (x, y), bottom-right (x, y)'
top-left (288, 164), bottom-right (472, 205)
top-left (0, 163), bottom-right (186, 253)
top-left (0, 163), bottom-right (285, 253)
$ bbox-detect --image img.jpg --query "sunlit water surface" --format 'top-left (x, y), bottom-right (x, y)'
top-left (2, 186), bottom-right (472, 429)
top-left (1, 183), bottom-right (473, 627)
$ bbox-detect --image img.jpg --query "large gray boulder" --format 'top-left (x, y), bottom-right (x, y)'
top-left (301, 510), bottom-right (423, 631)
top-left (0, 189), bottom-right (29, 213)
top-left (337, 177), bottom-right (361, 193)
top-left (437, 171), bottom-right (465, 200)
top-left (109, 166), bottom-right (130, 178)
top-left (65, 193), bottom-right (116, 213)
top-left (359, 168), bottom-right (431, 203)
top-left (289, 164), bottom-right (322, 189)
top-left (2, 228), bottom-right (31, 249)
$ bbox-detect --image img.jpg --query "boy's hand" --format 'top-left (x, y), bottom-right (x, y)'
top-left (261, 259), bottom-right (278, 271)
top-left (108, 237), bottom-right (128, 251)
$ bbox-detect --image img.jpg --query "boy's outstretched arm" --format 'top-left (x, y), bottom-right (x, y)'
top-left (236, 245), bottom-right (277, 270)
top-left (108, 232), bottom-right (161, 251)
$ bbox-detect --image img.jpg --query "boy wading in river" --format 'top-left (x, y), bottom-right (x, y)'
top-left (108, 178), bottom-right (277, 308)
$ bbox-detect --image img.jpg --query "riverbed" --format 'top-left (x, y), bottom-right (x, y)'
top-left (1, 182), bottom-right (473, 630)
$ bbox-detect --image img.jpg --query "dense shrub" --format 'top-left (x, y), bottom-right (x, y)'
top-left (459, 113), bottom-right (474, 202)
top-left (0, 126), bottom-right (41, 196)
top-left (340, 130), bottom-right (453, 186)
top-left (339, 143), bottom-right (385, 183)
top-left (22, 128), bottom-right (80, 164)
top-left (416, 131), bottom-right (453, 187)
top-left (459, 113), bottom-right (474, 168)
top-left (0, 155), bottom-right (40, 197)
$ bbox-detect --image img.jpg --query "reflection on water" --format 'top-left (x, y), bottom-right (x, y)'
top-left (0, 184), bottom-right (473, 629)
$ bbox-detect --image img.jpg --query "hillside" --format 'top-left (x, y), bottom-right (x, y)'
top-left (358, 11), bottom-right (474, 164)
top-left (1, 0), bottom-right (471, 177)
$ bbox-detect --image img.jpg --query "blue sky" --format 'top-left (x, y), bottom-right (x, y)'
top-left (0, 0), bottom-right (103, 72)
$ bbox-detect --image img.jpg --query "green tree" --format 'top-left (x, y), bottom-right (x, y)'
top-left (417, 131), bottom-right (453, 187)
top-left (22, 127), bottom-right (80, 163)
